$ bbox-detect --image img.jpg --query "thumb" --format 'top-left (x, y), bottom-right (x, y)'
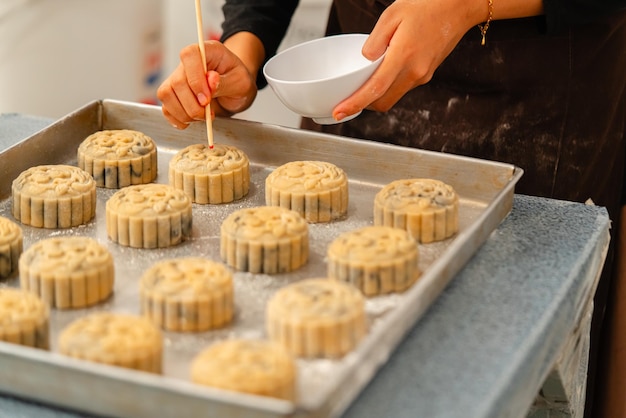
top-left (209, 70), bottom-right (254, 110)
top-left (207, 70), bottom-right (221, 98)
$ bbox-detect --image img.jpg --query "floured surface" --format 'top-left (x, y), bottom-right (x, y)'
top-left (0, 148), bottom-right (483, 408)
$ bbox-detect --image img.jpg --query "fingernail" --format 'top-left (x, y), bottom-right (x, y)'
top-left (334, 112), bottom-right (347, 121)
top-left (197, 93), bottom-right (208, 106)
top-left (207, 72), bottom-right (220, 91)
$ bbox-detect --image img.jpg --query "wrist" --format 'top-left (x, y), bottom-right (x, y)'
top-left (223, 31), bottom-right (265, 83)
top-left (473, 0), bottom-right (544, 22)
top-left (477, 0), bottom-right (494, 45)
top-left (469, 0), bottom-right (544, 45)
top-left (465, 0), bottom-right (492, 25)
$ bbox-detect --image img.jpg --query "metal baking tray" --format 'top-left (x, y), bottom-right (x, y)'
top-left (0, 99), bottom-right (523, 418)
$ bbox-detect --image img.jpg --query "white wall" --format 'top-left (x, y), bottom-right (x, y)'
top-left (0, 0), bottom-right (164, 118)
top-left (0, 0), bottom-right (331, 126)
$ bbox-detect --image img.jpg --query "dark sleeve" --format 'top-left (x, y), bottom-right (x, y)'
top-left (543, 0), bottom-right (626, 33)
top-left (220, 0), bottom-right (300, 88)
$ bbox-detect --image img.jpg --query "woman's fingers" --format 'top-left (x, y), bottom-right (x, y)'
top-left (158, 64), bottom-right (206, 122)
top-left (161, 107), bottom-right (190, 130)
top-left (180, 43), bottom-right (212, 104)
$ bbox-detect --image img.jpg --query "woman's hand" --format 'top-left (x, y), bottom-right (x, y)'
top-left (157, 40), bottom-right (257, 129)
top-left (332, 0), bottom-right (485, 121)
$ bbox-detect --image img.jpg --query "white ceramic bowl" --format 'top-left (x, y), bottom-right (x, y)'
top-left (263, 33), bottom-right (384, 125)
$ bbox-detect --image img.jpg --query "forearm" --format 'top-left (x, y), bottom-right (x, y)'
top-left (223, 32), bottom-right (266, 83)
top-left (220, 0), bottom-right (299, 87)
top-left (469, 0), bottom-right (544, 25)
top-left (493, 0), bottom-right (544, 20)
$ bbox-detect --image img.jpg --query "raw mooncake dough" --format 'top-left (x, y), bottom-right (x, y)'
top-left (58, 312), bottom-right (163, 373)
top-left (11, 164), bottom-right (96, 229)
top-left (19, 236), bottom-right (114, 309)
top-left (0, 216), bottom-right (23, 279)
top-left (140, 257), bottom-right (234, 332)
top-left (0, 287), bottom-right (49, 349)
top-left (265, 160), bottom-right (348, 223)
top-left (169, 143), bottom-right (250, 204)
top-left (374, 178), bottom-right (459, 243)
top-left (106, 183), bottom-right (192, 249)
top-left (220, 206), bottom-right (309, 274)
top-left (191, 339), bottom-right (296, 401)
top-left (266, 278), bottom-right (367, 358)
top-left (77, 129), bottom-right (158, 188)
top-left (327, 225), bottom-right (420, 296)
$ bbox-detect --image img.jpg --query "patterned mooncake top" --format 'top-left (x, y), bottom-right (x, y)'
top-left (140, 257), bottom-right (233, 298)
top-left (169, 143), bottom-right (249, 174)
top-left (0, 216), bottom-right (22, 246)
top-left (221, 206), bottom-right (308, 242)
top-left (268, 278), bottom-right (365, 320)
top-left (20, 236), bottom-right (112, 275)
top-left (78, 129), bottom-right (156, 160)
top-left (0, 288), bottom-right (48, 327)
top-left (266, 161), bottom-right (347, 192)
top-left (12, 165), bottom-right (95, 198)
top-left (375, 178), bottom-right (458, 211)
top-left (59, 312), bottom-right (162, 355)
top-left (106, 184), bottom-right (192, 217)
top-left (327, 225), bottom-right (417, 263)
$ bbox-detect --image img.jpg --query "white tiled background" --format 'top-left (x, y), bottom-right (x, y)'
top-left (0, 0), bottom-right (331, 128)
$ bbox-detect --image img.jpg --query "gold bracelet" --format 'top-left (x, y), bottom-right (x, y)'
top-left (477, 0), bottom-right (493, 46)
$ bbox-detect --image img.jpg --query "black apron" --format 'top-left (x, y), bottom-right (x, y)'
top-left (301, 2), bottom-right (626, 417)
top-left (303, 0), bottom-right (626, 219)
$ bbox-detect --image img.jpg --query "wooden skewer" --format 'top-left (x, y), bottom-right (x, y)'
top-left (194, 0), bottom-right (214, 149)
